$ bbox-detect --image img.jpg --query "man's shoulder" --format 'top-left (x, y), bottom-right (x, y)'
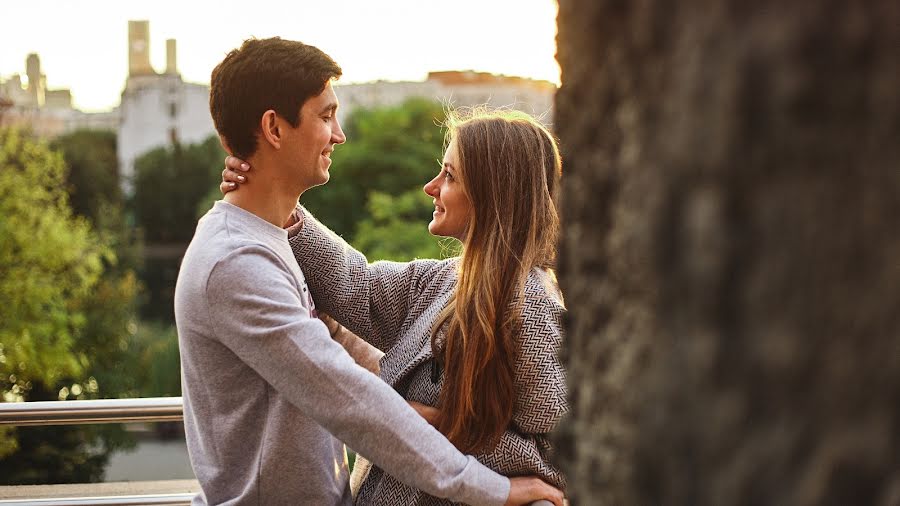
top-left (180, 225), bottom-right (288, 298)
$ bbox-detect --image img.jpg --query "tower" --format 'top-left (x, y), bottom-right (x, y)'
top-left (128, 20), bottom-right (154, 76)
top-left (165, 39), bottom-right (178, 75)
top-left (25, 53), bottom-right (45, 107)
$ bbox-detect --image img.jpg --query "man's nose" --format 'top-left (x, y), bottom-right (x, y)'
top-left (332, 118), bottom-right (346, 144)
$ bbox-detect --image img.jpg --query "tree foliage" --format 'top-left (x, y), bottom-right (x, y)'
top-left (51, 129), bottom-right (121, 226)
top-left (0, 128), bottom-right (139, 484)
top-left (132, 136), bottom-right (226, 243)
top-left (52, 129), bottom-right (143, 398)
top-left (0, 129), bottom-right (107, 394)
top-left (354, 189), bottom-right (455, 262)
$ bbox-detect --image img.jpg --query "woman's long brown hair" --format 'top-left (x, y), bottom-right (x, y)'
top-left (432, 109), bottom-right (562, 453)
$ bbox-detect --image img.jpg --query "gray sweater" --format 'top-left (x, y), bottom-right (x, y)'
top-left (174, 201), bottom-right (509, 505)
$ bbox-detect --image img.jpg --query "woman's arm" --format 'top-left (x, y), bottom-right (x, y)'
top-left (483, 288), bottom-right (569, 489)
top-left (220, 156), bottom-right (447, 352)
top-left (320, 312), bottom-right (383, 374)
top-left (289, 206), bottom-right (446, 352)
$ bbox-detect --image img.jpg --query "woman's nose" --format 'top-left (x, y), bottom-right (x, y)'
top-left (423, 177), bottom-right (438, 197)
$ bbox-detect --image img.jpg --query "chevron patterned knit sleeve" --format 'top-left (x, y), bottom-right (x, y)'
top-left (472, 272), bottom-right (570, 489)
top-left (288, 206), bottom-right (443, 352)
top-left (513, 287), bottom-right (568, 435)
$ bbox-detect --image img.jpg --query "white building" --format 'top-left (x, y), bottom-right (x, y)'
top-left (117, 21), bottom-right (216, 189)
top-left (0, 54), bottom-right (120, 138)
top-left (2, 23), bottom-right (555, 193)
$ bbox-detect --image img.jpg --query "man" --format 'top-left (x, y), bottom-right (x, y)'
top-left (175, 37), bottom-right (561, 505)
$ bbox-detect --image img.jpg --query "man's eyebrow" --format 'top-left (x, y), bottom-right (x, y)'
top-left (319, 102), bottom-right (338, 114)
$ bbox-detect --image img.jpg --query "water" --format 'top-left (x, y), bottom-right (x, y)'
top-left (104, 439), bottom-right (194, 481)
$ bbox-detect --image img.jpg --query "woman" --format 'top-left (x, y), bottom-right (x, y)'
top-left (223, 109), bottom-right (567, 504)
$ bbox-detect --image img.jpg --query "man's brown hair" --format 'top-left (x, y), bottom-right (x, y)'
top-left (210, 37), bottom-right (341, 158)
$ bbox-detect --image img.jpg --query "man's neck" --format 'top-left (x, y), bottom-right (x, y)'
top-left (223, 163), bottom-right (302, 228)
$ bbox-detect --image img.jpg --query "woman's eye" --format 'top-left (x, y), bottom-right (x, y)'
top-left (444, 170), bottom-right (454, 180)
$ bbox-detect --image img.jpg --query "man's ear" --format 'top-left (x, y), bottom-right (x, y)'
top-left (218, 134), bottom-right (233, 155)
top-left (259, 110), bottom-right (282, 150)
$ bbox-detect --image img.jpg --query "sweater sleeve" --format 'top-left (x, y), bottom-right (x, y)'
top-left (478, 288), bottom-right (569, 490)
top-left (204, 245), bottom-right (509, 506)
top-left (287, 206), bottom-right (445, 352)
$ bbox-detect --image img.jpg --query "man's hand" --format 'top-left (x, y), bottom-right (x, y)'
top-left (505, 476), bottom-right (564, 506)
top-left (220, 155), bottom-right (250, 195)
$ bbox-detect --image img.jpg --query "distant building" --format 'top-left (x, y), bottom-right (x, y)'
top-left (117, 21), bottom-right (217, 190)
top-left (335, 71), bottom-right (556, 126)
top-left (0, 53), bottom-right (119, 138)
top-left (1, 22), bottom-right (556, 193)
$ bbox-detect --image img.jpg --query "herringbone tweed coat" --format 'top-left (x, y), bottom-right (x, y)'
top-left (288, 208), bottom-right (568, 505)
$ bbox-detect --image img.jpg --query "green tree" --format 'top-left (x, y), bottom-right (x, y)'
top-left (51, 130), bottom-right (121, 226)
top-left (0, 128), bottom-right (135, 483)
top-left (132, 135), bottom-right (226, 243)
top-left (53, 129), bottom-right (143, 398)
top-left (302, 98), bottom-right (447, 239)
top-left (353, 189), bottom-right (454, 262)
top-left (0, 128), bottom-right (106, 396)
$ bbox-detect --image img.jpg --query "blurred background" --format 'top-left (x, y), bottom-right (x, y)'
top-left (0, 0), bottom-right (560, 485)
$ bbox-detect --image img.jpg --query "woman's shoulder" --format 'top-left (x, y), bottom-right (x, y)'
top-left (409, 256), bottom-right (460, 291)
top-left (513, 269), bottom-right (569, 429)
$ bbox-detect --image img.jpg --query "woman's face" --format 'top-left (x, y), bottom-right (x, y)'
top-left (423, 138), bottom-right (472, 240)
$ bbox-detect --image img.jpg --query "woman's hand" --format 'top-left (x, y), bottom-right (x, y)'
top-left (506, 477), bottom-right (565, 506)
top-left (220, 155), bottom-right (300, 229)
top-left (220, 155), bottom-right (250, 195)
top-left (407, 401), bottom-right (439, 427)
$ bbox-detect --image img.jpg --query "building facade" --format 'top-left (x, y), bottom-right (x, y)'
top-left (0, 54), bottom-right (120, 138)
top-left (1, 22), bottom-right (556, 193)
top-left (117, 21), bottom-right (217, 189)
top-left (335, 71), bottom-right (556, 126)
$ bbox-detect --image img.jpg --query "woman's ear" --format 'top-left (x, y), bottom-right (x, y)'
top-left (259, 109), bottom-right (282, 150)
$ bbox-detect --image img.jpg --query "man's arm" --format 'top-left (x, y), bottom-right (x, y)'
top-left (205, 245), bottom-right (509, 505)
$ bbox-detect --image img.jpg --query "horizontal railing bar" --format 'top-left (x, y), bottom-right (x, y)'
top-left (0, 493), bottom-right (193, 505)
top-left (0, 397), bottom-right (183, 426)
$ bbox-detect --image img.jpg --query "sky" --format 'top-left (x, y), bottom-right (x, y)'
top-left (0, 0), bottom-right (560, 112)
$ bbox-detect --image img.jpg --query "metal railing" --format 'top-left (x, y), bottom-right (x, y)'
top-left (0, 493), bottom-right (195, 506)
top-left (0, 398), bottom-right (557, 506)
top-left (0, 397), bottom-right (184, 427)
top-left (0, 397), bottom-right (193, 505)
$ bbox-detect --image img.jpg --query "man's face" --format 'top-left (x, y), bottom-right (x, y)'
top-left (283, 81), bottom-right (346, 191)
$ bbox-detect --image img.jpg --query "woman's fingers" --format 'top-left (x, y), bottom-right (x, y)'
top-left (225, 155), bottom-right (251, 172)
top-left (222, 167), bottom-right (246, 183)
top-left (220, 156), bottom-right (251, 195)
top-left (220, 181), bottom-right (237, 195)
